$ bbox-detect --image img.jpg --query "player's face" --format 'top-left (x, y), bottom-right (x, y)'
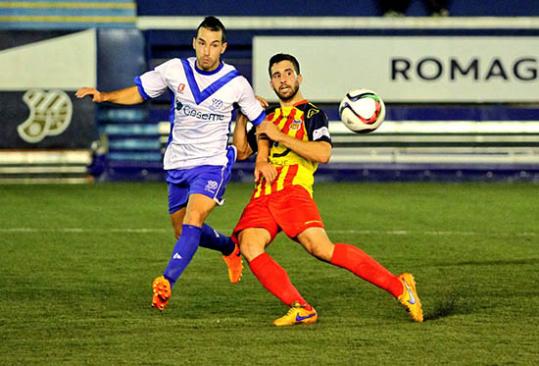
top-left (270, 61), bottom-right (302, 102)
top-left (193, 27), bottom-right (227, 71)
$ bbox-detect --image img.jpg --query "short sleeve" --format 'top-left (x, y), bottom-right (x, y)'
top-left (306, 107), bottom-right (332, 144)
top-left (236, 76), bottom-right (266, 126)
top-left (136, 60), bottom-right (174, 99)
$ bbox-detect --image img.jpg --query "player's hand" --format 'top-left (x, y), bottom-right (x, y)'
top-left (255, 95), bottom-right (269, 108)
top-left (75, 87), bottom-right (105, 103)
top-left (256, 120), bottom-right (282, 142)
top-left (254, 161), bottom-right (277, 183)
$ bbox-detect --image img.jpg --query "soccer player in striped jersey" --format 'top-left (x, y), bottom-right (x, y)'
top-left (76, 17), bottom-right (266, 311)
top-left (232, 53), bottom-right (423, 326)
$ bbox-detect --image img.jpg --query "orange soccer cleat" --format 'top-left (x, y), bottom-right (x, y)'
top-left (397, 273), bottom-right (423, 322)
top-left (222, 243), bottom-right (243, 284)
top-left (152, 275), bottom-right (171, 311)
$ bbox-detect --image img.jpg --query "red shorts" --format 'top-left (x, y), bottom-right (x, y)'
top-left (232, 185), bottom-right (324, 242)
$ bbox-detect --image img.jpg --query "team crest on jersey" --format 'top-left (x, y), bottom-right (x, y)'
top-left (307, 109), bottom-right (320, 119)
top-left (205, 180), bottom-right (219, 193)
top-left (290, 119), bottom-right (302, 130)
top-left (177, 83), bottom-right (186, 94)
top-left (208, 98), bottom-right (224, 112)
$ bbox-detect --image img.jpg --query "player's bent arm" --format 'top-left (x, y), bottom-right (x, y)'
top-left (257, 120), bottom-right (331, 163)
top-left (279, 137), bottom-right (332, 164)
top-left (232, 113), bottom-right (253, 160)
top-left (76, 86), bottom-right (144, 105)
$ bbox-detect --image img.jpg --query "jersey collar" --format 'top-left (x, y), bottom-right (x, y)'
top-left (194, 60), bottom-right (224, 75)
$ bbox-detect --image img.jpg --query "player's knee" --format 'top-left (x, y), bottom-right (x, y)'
top-left (299, 232), bottom-right (334, 261)
top-left (183, 210), bottom-right (207, 226)
top-left (311, 243), bottom-right (334, 262)
top-left (238, 232), bottom-right (265, 262)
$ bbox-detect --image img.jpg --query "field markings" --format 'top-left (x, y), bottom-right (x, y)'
top-left (0, 227), bottom-right (535, 237)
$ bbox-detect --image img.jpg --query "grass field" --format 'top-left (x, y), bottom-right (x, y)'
top-left (0, 182), bottom-right (538, 365)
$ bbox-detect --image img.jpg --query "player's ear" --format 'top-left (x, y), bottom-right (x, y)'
top-left (192, 37), bottom-right (196, 50)
top-left (220, 41), bottom-right (228, 54)
top-left (297, 74), bottom-right (303, 84)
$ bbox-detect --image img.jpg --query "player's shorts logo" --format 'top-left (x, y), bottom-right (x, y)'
top-left (205, 180), bottom-right (218, 193)
top-left (17, 89), bottom-right (73, 143)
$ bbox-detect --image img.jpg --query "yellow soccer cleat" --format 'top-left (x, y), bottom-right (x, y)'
top-left (152, 275), bottom-right (171, 311)
top-left (222, 244), bottom-right (243, 284)
top-left (397, 273), bottom-right (424, 322)
top-left (273, 302), bottom-right (318, 327)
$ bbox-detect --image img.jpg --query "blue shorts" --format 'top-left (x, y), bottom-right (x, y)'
top-left (166, 146), bottom-right (237, 214)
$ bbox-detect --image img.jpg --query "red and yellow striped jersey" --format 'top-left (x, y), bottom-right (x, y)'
top-left (253, 100), bottom-right (331, 198)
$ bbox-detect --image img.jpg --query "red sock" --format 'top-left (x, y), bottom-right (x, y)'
top-left (249, 252), bottom-right (310, 308)
top-left (331, 243), bottom-right (403, 298)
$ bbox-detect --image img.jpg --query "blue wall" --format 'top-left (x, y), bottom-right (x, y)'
top-left (136, 0), bottom-right (539, 17)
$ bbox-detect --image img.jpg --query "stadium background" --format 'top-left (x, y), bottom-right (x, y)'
top-left (1, 2), bottom-right (538, 365)
top-left (1, 0), bottom-right (538, 183)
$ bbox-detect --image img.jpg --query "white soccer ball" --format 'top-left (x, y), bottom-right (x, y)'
top-left (339, 89), bottom-right (386, 133)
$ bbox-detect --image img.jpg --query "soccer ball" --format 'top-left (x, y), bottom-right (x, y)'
top-left (339, 89), bottom-right (386, 133)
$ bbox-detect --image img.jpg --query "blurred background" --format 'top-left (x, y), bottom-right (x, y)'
top-left (1, 0), bottom-right (538, 183)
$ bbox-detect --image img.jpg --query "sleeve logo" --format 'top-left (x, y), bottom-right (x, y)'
top-left (17, 89), bottom-right (73, 143)
top-left (313, 126), bottom-right (330, 140)
top-left (307, 108), bottom-right (320, 119)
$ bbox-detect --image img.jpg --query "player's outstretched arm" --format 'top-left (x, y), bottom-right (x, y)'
top-left (75, 86), bottom-right (144, 105)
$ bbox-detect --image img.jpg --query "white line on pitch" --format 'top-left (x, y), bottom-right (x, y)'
top-left (0, 227), bottom-right (535, 237)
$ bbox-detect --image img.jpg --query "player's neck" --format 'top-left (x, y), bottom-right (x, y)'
top-left (279, 91), bottom-right (304, 107)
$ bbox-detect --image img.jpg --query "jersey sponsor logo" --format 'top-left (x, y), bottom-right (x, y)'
top-left (17, 89), bottom-right (73, 143)
top-left (307, 108), bottom-right (320, 119)
top-left (313, 126), bottom-right (330, 140)
top-left (271, 147), bottom-right (291, 158)
top-left (175, 100), bottom-right (225, 121)
top-left (205, 180), bottom-right (219, 193)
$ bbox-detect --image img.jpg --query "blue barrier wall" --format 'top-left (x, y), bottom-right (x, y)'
top-left (136, 0), bottom-right (539, 17)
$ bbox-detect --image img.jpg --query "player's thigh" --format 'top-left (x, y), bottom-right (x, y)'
top-left (238, 228), bottom-right (272, 262)
top-left (189, 150), bottom-right (236, 206)
top-left (232, 196), bottom-right (279, 251)
top-left (297, 227), bottom-right (335, 262)
top-left (272, 186), bottom-right (324, 238)
top-left (168, 181), bottom-right (189, 217)
top-left (184, 193), bottom-right (218, 226)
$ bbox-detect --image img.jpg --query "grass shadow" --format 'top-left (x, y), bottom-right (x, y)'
top-left (424, 289), bottom-right (471, 321)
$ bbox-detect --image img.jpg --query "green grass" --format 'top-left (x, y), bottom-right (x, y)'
top-left (0, 182), bottom-right (538, 365)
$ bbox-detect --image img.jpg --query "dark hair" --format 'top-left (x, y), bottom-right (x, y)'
top-left (195, 16), bottom-right (227, 43)
top-left (268, 53), bottom-right (300, 76)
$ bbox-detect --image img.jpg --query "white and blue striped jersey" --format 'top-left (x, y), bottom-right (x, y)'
top-left (135, 57), bottom-right (265, 170)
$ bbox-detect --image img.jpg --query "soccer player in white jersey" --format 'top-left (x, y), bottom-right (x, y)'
top-left (76, 16), bottom-right (266, 311)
